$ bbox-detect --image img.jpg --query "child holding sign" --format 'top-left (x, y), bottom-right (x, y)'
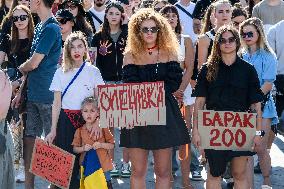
top-left (72, 97), bottom-right (114, 189)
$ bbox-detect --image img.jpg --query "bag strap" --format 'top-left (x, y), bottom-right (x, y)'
top-left (175, 4), bottom-right (193, 19)
top-left (61, 62), bottom-right (86, 100)
top-left (89, 11), bottom-right (103, 25)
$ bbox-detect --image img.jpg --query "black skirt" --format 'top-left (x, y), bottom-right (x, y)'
top-left (54, 109), bottom-right (84, 189)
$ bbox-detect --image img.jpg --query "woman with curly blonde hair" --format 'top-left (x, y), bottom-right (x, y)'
top-left (121, 8), bottom-right (190, 189)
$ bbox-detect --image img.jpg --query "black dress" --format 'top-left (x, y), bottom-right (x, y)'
top-left (120, 61), bottom-right (190, 150)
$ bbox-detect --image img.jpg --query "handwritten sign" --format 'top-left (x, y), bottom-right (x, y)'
top-left (198, 110), bottom-right (256, 151)
top-left (30, 138), bottom-right (75, 189)
top-left (98, 81), bottom-right (166, 128)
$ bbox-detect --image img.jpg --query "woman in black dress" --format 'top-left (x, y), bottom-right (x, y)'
top-left (121, 8), bottom-right (189, 189)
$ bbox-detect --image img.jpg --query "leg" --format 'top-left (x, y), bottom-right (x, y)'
top-left (109, 127), bottom-right (115, 162)
top-left (24, 102), bottom-right (42, 189)
top-left (231, 156), bottom-right (249, 189)
top-left (153, 148), bottom-right (172, 189)
top-left (246, 156), bottom-right (254, 189)
top-left (179, 144), bottom-right (192, 188)
top-left (206, 171), bottom-right (222, 189)
top-left (257, 118), bottom-right (272, 186)
top-left (129, 148), bottom-right (149, 189)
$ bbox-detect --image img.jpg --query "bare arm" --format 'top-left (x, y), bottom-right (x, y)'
top-left (93, 142), bottom-right (114, 150)
top-left (45, 91), bottom-right (61, 144)
top-left (192, 97), bottom-right (206, 133)
top-left (197, 35), bottom-right (210, 69)
top-left (179, 37), bottom-right (195, 91)
top-left (192, 97), bottom-right (206, 149)
top-left (19, 53), bottom-right (45, 74)
top-left (261, 82), bottom-right (273, 95)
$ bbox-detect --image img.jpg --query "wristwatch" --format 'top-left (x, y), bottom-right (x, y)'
top-left (256, 130), bottom-right (265, 137)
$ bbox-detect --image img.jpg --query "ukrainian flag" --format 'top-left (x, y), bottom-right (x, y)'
top-left (80, 149), bottom-right (108, 189)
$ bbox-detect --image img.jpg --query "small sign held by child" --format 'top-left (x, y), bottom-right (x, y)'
top-left (30, 138), bottom-right (75, 189)
top-left (97, 81), bottom-right (166, 128)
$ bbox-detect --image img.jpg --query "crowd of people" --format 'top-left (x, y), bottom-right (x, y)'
top-left (0, 0), bottom-right (284, 188)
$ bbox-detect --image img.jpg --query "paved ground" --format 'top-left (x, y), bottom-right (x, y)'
top-left (16, 130), bottom-right (284, 189)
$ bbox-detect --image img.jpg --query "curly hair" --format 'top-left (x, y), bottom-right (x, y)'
top-left (125, 8), bottom-right (179, 61)
top-left (239, 17), bottom-right (274, 54)
top-left (62, 31), bottom-right (90, 72)
top-left (206, 25), bottom-right (241, 82)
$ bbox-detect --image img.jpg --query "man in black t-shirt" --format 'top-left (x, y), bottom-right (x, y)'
top-left (192, 25), bottom-right (263, 189)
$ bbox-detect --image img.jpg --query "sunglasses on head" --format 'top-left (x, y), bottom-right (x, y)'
top-left (140, 27), bottom-right (159, 34)
top-left (242, 31), bottom-right (254, 39)
top-left (64, 3), bottom-right (77, 10)
top-left (12, 15), bottom-right (28, 22)
top-left (57, 18), bottom-right (71, 24)
top-left (219, 37), bottom-right (236, 44)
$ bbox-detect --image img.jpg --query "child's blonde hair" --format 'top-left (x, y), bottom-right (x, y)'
top-left (62, 31), bottom-right (90, 72)
top-left (81, 96), bottom-right (98, 110)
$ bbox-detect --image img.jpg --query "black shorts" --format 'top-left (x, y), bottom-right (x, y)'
top-left (205, 149), bottom-right (255, 177)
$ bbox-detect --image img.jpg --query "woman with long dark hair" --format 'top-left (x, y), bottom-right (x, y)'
top-left (58, 0), bottom-right (94, 44)
top-left (91, 2), bottom-right (130, 177)
top-left (0, 0), bottom-right (12, 22)
top-left (160, 5), bottom-right (195, 189)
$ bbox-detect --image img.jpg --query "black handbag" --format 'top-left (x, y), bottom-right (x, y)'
top-left (275, 74), bottom-right (284, 95)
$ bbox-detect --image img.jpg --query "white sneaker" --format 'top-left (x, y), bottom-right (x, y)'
top-left (110, 163), bottom-right (120, 177)
top-left (15, 165), bottom-right (25, 183)
top-left (261, 185), bottom-right (272, 189)
top-left (121, 162), bottom-right (131, 178)
top-left (190, 171), bottom-right (203, 181)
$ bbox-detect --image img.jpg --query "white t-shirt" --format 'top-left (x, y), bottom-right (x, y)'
top-left (49, 63), bottom-right (104, 110)
top-left (175, 1), bottom-right (197, 43)
top-left (89, 7), bottom-right (105, 32)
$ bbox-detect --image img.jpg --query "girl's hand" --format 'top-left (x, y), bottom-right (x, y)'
top-left (45, 129), bottom-right (56, 145)
top-left (173, 89), bottom-right (184, 102)
top-left (84, 144), bottom-right (93, 152)
top-left (93, 142), bottom-right (101, 149)
top-left (90, 119), bottom-right (102, 140)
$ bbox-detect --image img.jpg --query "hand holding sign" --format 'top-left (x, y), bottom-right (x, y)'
top-left (30, 138), bottom-right (75, 189)
top-left (198, 110), bottom-right (257, 151)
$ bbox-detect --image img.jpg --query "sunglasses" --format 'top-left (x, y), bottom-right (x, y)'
top-left (64, 3), bottom-right (77, 10)
top-left (57, 18), bottom-right (71, 24)
top-left (219, 37), bottom-right (236, 44)
top-left (12, 15), bottom-right (28, 22)
top-left (242, 31), bottom-right (254, 39)
top-left (140, 27), bottom-right (159, 33)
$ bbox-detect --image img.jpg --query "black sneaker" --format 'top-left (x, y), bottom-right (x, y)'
top-left (190, 171), bottom-right (203, 181)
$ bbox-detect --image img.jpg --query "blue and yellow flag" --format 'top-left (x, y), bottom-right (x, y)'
top-left (80, 149), bottom-right (108, 189)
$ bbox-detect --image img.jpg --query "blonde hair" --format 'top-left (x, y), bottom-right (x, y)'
top-left (124, 8), bottom-right (179, 62)
top-left (81, 96), bottom-right (98, 110)
top-left (239, 17), bottom-right (274, 54)
top-left (213, 0), bottom-right (232, 11)
top-left (62, 31), bottom-right (90, 72)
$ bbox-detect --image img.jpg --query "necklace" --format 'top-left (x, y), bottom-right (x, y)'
top-left (147, 44), bottom-right (157, 55)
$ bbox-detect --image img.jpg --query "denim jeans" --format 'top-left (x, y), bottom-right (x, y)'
top-left (190, 143), bottom-right (202, 172)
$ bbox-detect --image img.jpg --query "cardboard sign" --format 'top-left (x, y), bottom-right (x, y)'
top-left (198, 110), bottom-right (256, 151)
top-left (98, 81), bottom-right (166, 128)
top-left (30, 138), bottom-right (75, 189)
